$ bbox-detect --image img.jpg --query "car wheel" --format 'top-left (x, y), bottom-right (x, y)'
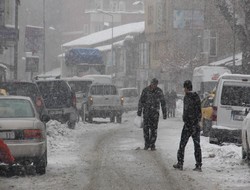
top-left (242, 146), bottom-right (247, 159)
top-left (68, 121), bottom-right (76, 129)
top-left (110, 115), bottom-right (115, 123)
top-left (246, 134), bottom-right (250, 161)
top-left (209, 136), bottom-right (220, 145)
top-left (203, 119), bottom-right (211, 137)
top-left (116, 114), bottom-right (122, 123)
top-left (88, 114), bottom-right (93, 123)
top-left (35, 152), bottom-right (47, 175)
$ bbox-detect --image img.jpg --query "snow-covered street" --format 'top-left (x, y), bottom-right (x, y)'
top-left (1, 102), bottom-right (250, 190)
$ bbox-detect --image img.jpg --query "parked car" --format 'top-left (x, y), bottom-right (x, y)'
top-left (0, 96), bottom-right (50, 174)
top-left (82, 83), bottom-right (123, 123)
top-left (210, 74), bottom-right (250, 144)
top-left (118, 87), bottom-right (139, 112)
top-left (242, 112), bottom-right (250, 160)
top-left (0, 81), bottom-right (47, 118)
top-left (35, 79), bottom-right (78, 129)
top-left (201, 93), bottom-right (215, 136)
top-left (62, 77), bottom-right (93, 120)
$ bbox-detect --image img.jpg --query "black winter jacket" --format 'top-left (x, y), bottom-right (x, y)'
top-left (137, 86), bottom-right (166, 118)
top-left (183, 91), bottom-right (201, 126)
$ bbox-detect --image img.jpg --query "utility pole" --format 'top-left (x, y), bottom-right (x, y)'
top-left (43, 0), bottom-right (46, 74)
top-left (14, 0), bottom-right (19, 80)
top-left (232, 0), bottom-right (236, 73)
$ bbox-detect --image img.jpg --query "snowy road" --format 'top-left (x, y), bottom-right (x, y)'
top-left (1, 110), bottom-right (250, 190)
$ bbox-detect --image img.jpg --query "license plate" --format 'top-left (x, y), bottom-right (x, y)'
top-left (49, 110), bottom-right (63, 115)
top-left (0, 131), bottom-right (15, 139)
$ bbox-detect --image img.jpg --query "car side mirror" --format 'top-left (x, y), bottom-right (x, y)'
top-left (41, 114), bottom-right (50, 123)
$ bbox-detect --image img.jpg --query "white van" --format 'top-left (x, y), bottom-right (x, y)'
top-left (210, 74), bottom-right (250, 144)
top-left (192, 66), bottom-right (231, 98)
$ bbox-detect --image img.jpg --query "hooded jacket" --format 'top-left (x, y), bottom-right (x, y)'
top-left (183, 91), bottom-right (201, 126)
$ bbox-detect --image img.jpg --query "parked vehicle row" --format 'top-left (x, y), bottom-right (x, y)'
top-left (198, 73), bottom-right (250, 162)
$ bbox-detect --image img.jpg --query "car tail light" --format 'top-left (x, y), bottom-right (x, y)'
top-left (35, 96), bottom-right (43, 108)
top-left (72, 94), bottom-right (76, 107)
top-left (88, 96), bottom-right (93, 105)
top-left (120, 96), bottom-right (124, 106)
top-left (24, 129), bottom-right (43, 140)
top-left (212, 106), bottom-right (217, 121)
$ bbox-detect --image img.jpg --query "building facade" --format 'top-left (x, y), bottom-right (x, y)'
top-left (0, 0), bottom-right (19, 81)
top-left (143, 0), bottom-right (240, 93)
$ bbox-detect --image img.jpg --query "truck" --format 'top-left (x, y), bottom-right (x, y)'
top-left (192, 66), bottom-right (231, 98)
top-left (61, 48), bottom-right (105, 77)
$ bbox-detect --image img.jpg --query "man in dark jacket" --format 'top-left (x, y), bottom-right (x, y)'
top-left (137, 78), bottom-right (167, 151)
top-left (173, 80), bottom-right (202, 171)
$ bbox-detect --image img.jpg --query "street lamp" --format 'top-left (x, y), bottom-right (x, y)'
top-left (232, 0), bottom-right (236, 73)
top-left (97, 10), bottom-right (114, 71)
top-left (43, 0), bottom-right (46, 74)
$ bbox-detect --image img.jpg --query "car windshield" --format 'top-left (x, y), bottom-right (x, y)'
top-left (90, 85), bottom-right (117, 95)
top-left (0, 99), bottom-right (35, 118)
top-left (0, 82), bottom-right (39, 102)
top-left (221, 83), bottom-right (250, 106)
top-left (67, 81), bottom-right (92, 93)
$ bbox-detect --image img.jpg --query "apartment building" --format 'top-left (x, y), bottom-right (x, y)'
top-left (0, 0), bottom-right (19, 81)
top-left (143, 0), bottom-right (239, 93)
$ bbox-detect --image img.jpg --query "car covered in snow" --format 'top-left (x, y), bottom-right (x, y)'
top-left (0, 96), bottom-right (50, 174)
top-left (35, 79), bottom-right (78, 129)
top-left (82, 83), bottom-right (123, 123)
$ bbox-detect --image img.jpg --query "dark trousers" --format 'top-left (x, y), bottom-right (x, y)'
top-left (177, 124), bottom-right (202, 166)
top-left (143, 112), bottom-right (159, 148)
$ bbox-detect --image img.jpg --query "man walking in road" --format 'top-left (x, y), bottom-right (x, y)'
top-left (137, 78), bottom-right (167, 151)
top-left (173, 80), bottom-right (202, 171)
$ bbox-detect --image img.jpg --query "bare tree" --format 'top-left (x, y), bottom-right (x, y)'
top-left (215, 0), bottom-right (250, 73)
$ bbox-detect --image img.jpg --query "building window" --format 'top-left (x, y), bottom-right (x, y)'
top-left (210, 31), bottom-right (217, 57)
top-left (110, 0), bottom-right (118, 12)
top-left (139, 42), bottom-right (149, 69)
top-left (148, 6), bottom-right (153, 25)
top-left (95, 0), bottom-right (103, 10)
top-left (119, 1), bottom-right (126, 11)
top-left (156, 0), bottom-right (166, 32)
top-left (202, 30), bottom-right (217, 57)
top-left (153, 41), bottom-right (160, 60)
top-left (83, 24), bottom-right (89, 35)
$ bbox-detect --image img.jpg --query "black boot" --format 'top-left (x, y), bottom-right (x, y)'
top-left (193, 164), bottom-right (202, 172)
top-left (173, 163), bottom-right (183, 171)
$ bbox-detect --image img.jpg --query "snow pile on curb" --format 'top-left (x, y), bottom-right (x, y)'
top-left (46, 120), bottom-right (73, 151)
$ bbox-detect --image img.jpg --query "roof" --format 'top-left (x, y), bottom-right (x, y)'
top-left (209, 53), bottom-right (242, 66)
top-left (62, 22), bottom-right (144, 48)
top-left (0, 63), bottom-right (7, 70)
